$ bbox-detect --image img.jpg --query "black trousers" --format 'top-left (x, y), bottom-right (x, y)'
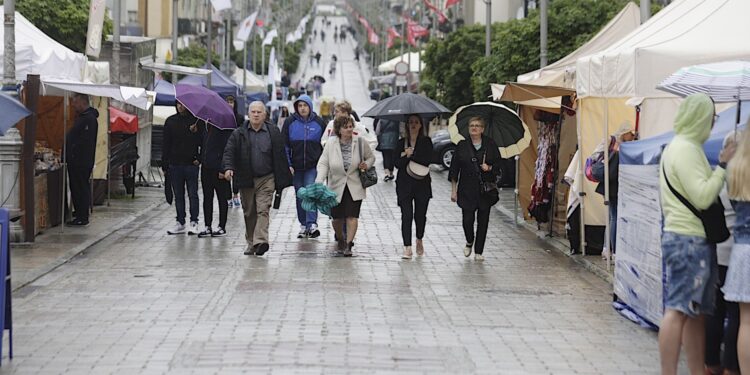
top-left (201, 168), bottom-right (231, 228)
top-left (68, 165), bottom-right (92, 221)
top-left (400, 196), bottom-right (429, 246)
top-left (462, 206), bottom-right (491, 254)
top-left (705, 265), bottom-right (740, 371)
top-left (381, 149), bottom-right (396, 171)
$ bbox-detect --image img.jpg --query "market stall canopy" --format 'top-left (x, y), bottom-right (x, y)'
top-left (177, 64), bottom-right (241, 97)
top-left (42, 80), bottom-right (152, 110)
top-left (517, 2), bottom-right (640, 89)
top-left (139, 61), bottom-right (212, 78)
top-left (0, 93), bottom-right (31, 136)
top-left (231, 67), bottom-right (266, 93)
top-left (378, 52), bottom-right (424, 73)
top-left (153, 105), bottom-right (176, 125)
top-left (576, 0), bottom-right (750, 99)
top-left (153, 79), bottom-right (176, 106)
top-left (0, 8), bottom-right (87, 82)
top-left (492, 82), bottom-right (575, 103)
top-left (109, 106), bottom-right (138, 134)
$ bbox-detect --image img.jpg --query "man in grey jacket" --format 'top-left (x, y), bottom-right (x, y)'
top-left (223, 102), bottom-right (293, 256)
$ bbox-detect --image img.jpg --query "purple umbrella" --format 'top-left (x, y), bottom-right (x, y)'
top-left (175, 84), bottom-right (237, 129)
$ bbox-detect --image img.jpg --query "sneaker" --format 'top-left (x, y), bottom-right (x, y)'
top-left (255, 243), bottom-right (269, 256)
top-left (66, 218), bottom-right (89, 226)
top-left (464, 242), bottom-right (473, 257)
top-left (197, 228), bottom-right (213, 238)
top-left (187, 221), bottom-right (199, 235)
top-left (343, 243), bottom-right (353, 257)
top-left (475, 254), bottom-right (485, 262)
top-left (167, 222), bottom-right (186, 235)
top-left (233, 197), bottom-right (241, 207)
top-left (297, 225), bottom-right (308, 239)
top-left (211, 227), bottom-right (227, 237)
top-left (244, 244), bottom-right (258, 255)
top-left (227, 199), bottom-right (234, 208)
top-left (308, 223), bottom-right (321, 238)
top-left (401, 246), bottom-right (413, 259)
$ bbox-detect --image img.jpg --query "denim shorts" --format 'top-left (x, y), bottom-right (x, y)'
top-left (661, 231), bottom-right (718, 317)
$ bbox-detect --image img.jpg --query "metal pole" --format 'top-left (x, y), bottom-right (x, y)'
top-left (603, 98), bottom-right (610, 268)
top-left (640, 0), bottom-right (651, 24)
top-left (484, 0), bottom-right (490, 57)
top-left (61, 92), bottom-right (69, 234)
top-left (22, 75), bottom-right (40, 242)
top-left (113, 0), bottom-right (121, 84)
top-left (106, 98), bottom-right (111, 207)
top-left (514, 155), bottom-right (519, 225)
top-left (243, 41), bottom-right (248, 91)
top-left (172, 0), bottom-right (179, 61)
top-left (206, 0), bottom-right (212, 68)
top-left (540, 0), bottom-right (548, 67)
top-left (3, 0), bottom-right (15, 86)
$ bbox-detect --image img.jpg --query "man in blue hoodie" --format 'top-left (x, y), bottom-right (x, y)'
top-left (282, 95), bottom-right (326, 238)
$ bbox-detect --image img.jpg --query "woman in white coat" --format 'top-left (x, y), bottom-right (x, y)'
top-left (316, 115), bottom-right (376, 256)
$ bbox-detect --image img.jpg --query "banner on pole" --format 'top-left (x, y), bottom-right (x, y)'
top-left (236, 11), bottom-right (258, 42)
top-left (85, 0), bottom-right (107, 58)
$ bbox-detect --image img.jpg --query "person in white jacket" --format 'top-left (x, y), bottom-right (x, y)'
top-left (321, 100), bottom-right (377, 149)
top-left (316, 115), bottom-right (375, 256)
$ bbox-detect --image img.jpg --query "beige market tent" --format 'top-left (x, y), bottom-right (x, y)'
top-left (378, 52), bottom-right (424, 73)
top-left (492, 2), bottom-right (641, 247)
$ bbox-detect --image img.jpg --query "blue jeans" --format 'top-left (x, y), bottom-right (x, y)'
top-left (293, 168), bottom-right (318, 228)
top-left (170, 164), bottom-right (200, 225)
top-left (281, 87), bottom-right (289, 100)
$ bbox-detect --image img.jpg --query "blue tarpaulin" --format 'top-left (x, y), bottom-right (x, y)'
top-left (153, 79), bottom-right (175, 106)
top-left (177, 64), bottom-right (241, 98)
top-left (620, 101), bottom-right (750, 165)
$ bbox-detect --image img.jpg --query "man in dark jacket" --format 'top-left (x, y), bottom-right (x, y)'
top-left (162, 101), bottom-right (203, 235)
top-left (282, 95), bottom-right (326, 238)
top-left (198, 122), bottom-right (233, 238)
top-left (280, 71), bottom-right (291, 101)
top-left (223, 101), bottom-right (292, 256)
top-left (65, 93), bottom-right (99, 226)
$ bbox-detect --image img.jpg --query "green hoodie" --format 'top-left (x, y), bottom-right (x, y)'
top-left (659, 93), bottom-right (726, 238)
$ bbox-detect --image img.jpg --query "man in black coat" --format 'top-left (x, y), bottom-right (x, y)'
top-left (223, 101), bottom-right (292, 256)
top-left (65, 93), bottom-right (99, 226)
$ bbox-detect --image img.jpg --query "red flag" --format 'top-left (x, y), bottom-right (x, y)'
top-left (444, 0), bottom-right (460, 8)
top-left (368, 28), bottom-right (380, 45)
top-left (358, 16), bottom-right (370, 29)
top-left (423, 0), bottom-right (448, 24)
top-left (386, 27), bottom-right (401, 49)
top-left (405, 18), bottom-right (429, 46)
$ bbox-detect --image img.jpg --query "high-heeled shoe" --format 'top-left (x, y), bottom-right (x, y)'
top-left (402, 246), bottom-right (413, 259)
top-left (416, 240), bottom-right (424, 256)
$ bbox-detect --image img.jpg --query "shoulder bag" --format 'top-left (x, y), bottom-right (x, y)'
top-left (405, 139), bottom-right (430, 180)
top-left (358, 137), bottom-right (378, 188)
top-left (662, 164), bottom-right (730, 243)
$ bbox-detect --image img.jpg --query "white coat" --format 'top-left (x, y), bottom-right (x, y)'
top-left (316, 134), bottom-right (376, 203)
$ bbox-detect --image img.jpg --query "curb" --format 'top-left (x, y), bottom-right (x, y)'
top-left (494, 202), bottom-right (613, 284)
top-left (12, 199), bottom-right (168, 292)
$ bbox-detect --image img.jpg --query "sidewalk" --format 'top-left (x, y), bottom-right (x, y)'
top-left (11, 187), bottom-right (166, 291)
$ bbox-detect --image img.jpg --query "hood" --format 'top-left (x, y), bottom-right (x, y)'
top-left (674, 93), bottom-right (714, 144)
top-left (81, 107), bottom-right (99, 118)
top-left (294, 95), bottom-right (314, 114)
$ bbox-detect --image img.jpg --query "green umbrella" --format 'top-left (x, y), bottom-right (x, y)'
top-left (298, 183), bottom-right (338, 216)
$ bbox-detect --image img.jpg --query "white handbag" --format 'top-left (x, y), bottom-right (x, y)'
top-left (406, 161), bottom-right (430, 179)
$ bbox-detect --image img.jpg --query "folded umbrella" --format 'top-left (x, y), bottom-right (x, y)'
top-left (363, 92), bottom-right (451, 122)
top-left (448, 102), bottom-right (531, 158)
top-left (175, 84), bottom-right (237, 130)
top-left (0, 93), bottom-right (31, 136)
top-left (297, 183), bottom-right (338, 216)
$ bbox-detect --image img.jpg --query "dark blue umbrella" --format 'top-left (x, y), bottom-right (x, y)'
top-left (363, 92), bottom-right (451, 121)
top-left (0, 93), bottom-right (31, 136)
top-left (175, 84), bottom-right (237, 130)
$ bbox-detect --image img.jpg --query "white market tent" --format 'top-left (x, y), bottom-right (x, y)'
top-left (0, 8), bottom-right (87, 82)
top-left (231, 67), bottom-right (266, 93)
top-left (576, 0), bottom-right (750, 139)
top-left (378, 52), bottom-right (424, 73)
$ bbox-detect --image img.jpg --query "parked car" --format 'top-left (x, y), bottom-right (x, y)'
top-left (430, 129), bottom-right (515, 187)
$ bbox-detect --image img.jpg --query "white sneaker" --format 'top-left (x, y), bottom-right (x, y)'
top-left (297, 225), bottom-right (308, 238)
top-left (464, 242), bottom-right (473, 257)
top-left (475, 254), bottom-right (485, 262)
top-left (167, 222), bottom-right (186, 235)
top-left (187, 221), bottom-right (199, 235)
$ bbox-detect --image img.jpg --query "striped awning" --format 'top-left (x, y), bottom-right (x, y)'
top-left (657, 61), bottom-right (750, 103)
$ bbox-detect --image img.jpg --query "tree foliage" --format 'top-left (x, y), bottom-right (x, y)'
top-left (422, 0), bottom-right (661, 109)
top-left (15, 0), bottom-right (113, 54)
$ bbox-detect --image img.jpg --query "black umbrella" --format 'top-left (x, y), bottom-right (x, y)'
top-left (363, 92), bottom-right (451, 121)
top-left (448, 102), bottom-right (531, 158)
top-left (313, 75), bottom-right (326, 83)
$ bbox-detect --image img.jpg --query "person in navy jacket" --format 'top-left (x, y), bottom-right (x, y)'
top-left (282, 95), bottom-right (326, 238)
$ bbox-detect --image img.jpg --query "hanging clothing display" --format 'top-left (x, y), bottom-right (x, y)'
top-left (527, 110), bottom-right (561, 223)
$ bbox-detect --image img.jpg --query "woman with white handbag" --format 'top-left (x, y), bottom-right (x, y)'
top-left (394, 115), bottom-right (433, 259)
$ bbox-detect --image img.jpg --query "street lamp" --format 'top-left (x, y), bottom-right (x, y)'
top-left (483, 0), bottom-right (490, 57)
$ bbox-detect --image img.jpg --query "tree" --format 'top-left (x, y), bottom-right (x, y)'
top-left (422, 0), bottom-right (661, 109)
top-left (15, 0), bottom-right (112, 54)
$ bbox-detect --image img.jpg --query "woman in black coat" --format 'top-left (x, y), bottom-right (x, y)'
top-left (394, 115), bottom-right (433, 259)
top-left (448, 116), bottom-right (501, 261)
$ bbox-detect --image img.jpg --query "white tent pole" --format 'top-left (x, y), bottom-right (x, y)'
top-left (514, 155), bottom-right (519, 225)
top-left (603, 98), bottom-right (611, 270)
top-left (61, 92), bottom-right (69, 233)
top-left (576, 98), bottom-right (585, 255)
top-left (106, 99), bottom-right (111, 207)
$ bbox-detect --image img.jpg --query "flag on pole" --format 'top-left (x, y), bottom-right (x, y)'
top-left (210, 0), bottom-right (232, 11)
top-left (85, 0), bottom-right (107, 57)
top-left (368, 29), bottom-right (380, 45)
top-left (423, 0), bottom-right (448, 24)
top-left (236, 11), bottom-right (258, 42)
top-left (445, 0), bottom-right (461, 9)
top-left (263, 29), bottom-right (278, 46)
top-left (386, 27), bottom-right (401, 49)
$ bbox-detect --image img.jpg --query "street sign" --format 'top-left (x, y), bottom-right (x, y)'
top-left (394, 61), bottom-right (409, 76)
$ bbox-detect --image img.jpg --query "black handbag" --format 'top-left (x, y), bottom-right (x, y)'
top-left (358, 137), bottom-right (377, 188)
top-left (662, 165), bottom-right (730, 244)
